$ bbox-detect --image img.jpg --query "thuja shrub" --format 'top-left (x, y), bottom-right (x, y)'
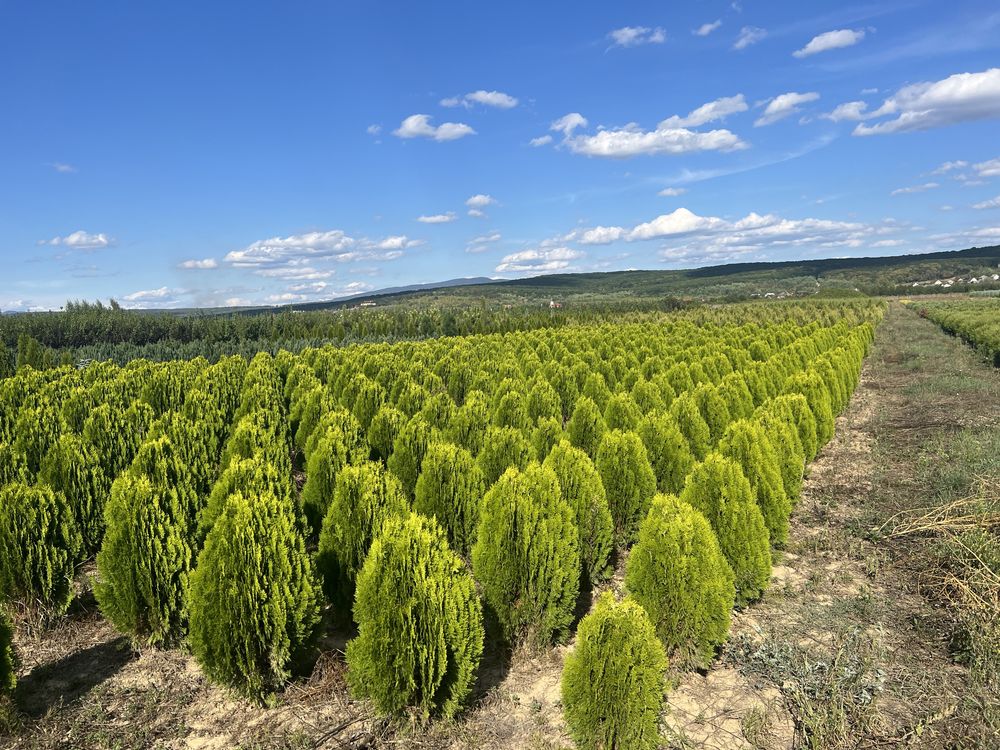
top-left (532, 416), bottom-right (564, 461)
top-left (625, 494), bottom-right (735, 667)
top-left (0, 483), bottom-right (81, 617)
top-left (754, 407), bottom-right (805, 505)
top-left (386, 416), bottom-right (434, 498)
top-left (718, 420), bottom-right (791, 548)
top-left (316, 462), bottom-right (409, 610)
top-left (447, 391), bottom-right (490, 455)
top-left (475, 425), bottom-right (532, 486)
top-left (567, 396), bottom-right (607, 460)
top-left (784, 371), bottom-right (834, 450)
top-left (0, 607), bottom-right (15, 695)
top-left (38, 434), bottom-right (109, 558)
top-left (772, 393), bottom-right (818, 463)
top-left (680, 454), bottom-right (771, 604)
top-left (471, 463), bottom-right (579, 645)
top-left (347, 513), bottom-right (484, 719)
top-left (603, 393), bottom-right (641, 431)
top-left (692, 384), bottom-right (732, 444)
top-left (492, 390), bottom-right (530, 431)
top-left (595, 430), bottom-right (657, 544)
top-left (367, 404), bottom-right (406, 462)
top-left (301, 428), bottom-right (356, 535)
top-left (561, 592), bottom-right (667, 750)
top-left (637, 411), bottom-right (694, 495)
top-left (527, 377), bottom-right (562, 423)
top-left (189, 490), bottom-right (321, 700)
top-left (668, 393), bottom-right (711, 460)
top-left (542, 442), bottom-right (613, 583)
top-left (198, 457), bottom-right (293, 544)
top-left (414, 442), bottom-right (487, 557)
top-left (96, 473), bottom-right (193, 646)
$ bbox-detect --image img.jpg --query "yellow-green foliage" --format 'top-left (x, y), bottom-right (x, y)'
top-left (595, 430), bottom-right (657, 544)
top-left (567, 396), bottom-right (607, 460)
top-left (785, 370), bottom-right (834, 449)
top-left (367, 404), bottom-right (405, 462)
top-left (447, 390), bottom-right (490, 455)
top-left (542, 442), bottom-right (614, 583)
top-left (347, 513), bottom-right (484, 719)
top-left (561, 592), bottom-right (667, 750)
top-left (83, 401), bottom-right (154, 478)
top-left (0, 483), bottom-right (80, 617)
top-left (680, 454), bottom-right (771, 604)
top-left (637, 411), bottom-right (694, 495)
top-left (189, 491), bottom-right (321, 699)
top-left (414, 442), bottom-right (486, 557)
top-left (39, 433), bottom-right (110, 557)
top-left (625, 494), bottom-right (735, 666)
top-left (0, 607), bottom-right (15, 695)
top-left (316, 462), bottom-right (409, 610)
top-left (471, 463), bottom-right (579, 645)
top-left (386, 416), bottom-right (434, 498)
top-left (604, 393), bottom-right (641, 431)
top-left (301, 428), bottom-right (355, 534)
top-left (96, 473), bottom-right (193, 645)
top-left (527, 377), bottom-right (562, 423)
top-left (668, 392), bottom-right (711, 460)
top-left (772, 393), bottom-right (818, 463)
top-left (754, 405), bottom-right (805, 504)
top-left (198, 457), bottom-right (293, 544)
top-left (693, 384), bottom-right (732, 444)
top-left (532, 416), bottom-right (564, 461)
top-left (719, 420), bottom-right (791, 547)
top-left (475, 425), bottom-right (532, 486)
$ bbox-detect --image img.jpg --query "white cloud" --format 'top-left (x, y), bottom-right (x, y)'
top-left (629, 208), bottom-right (727, 240)
top-left (441, 90), bottom-right (519, 109)
top-left (366, 124), bottom-right (382, 135)
top-left (225, 229), bottom-right (355, 267)
top-left (608, 26), bottom-right (666, 48)
top-left (932, 160), bottom-right (969, 174)
top-left (50, 162), bottom-right (77, 174)
top-left (417, 212), bottom-right (457, 224)
top-left (578, 226), bottom-right (628, 245)
top-left (256, 267), bottom-right (334, 280)
top-left (179, 258), bottom-right (218, 269)
top-left (551, 113), bottom-right (589, 136)
top-left (891, 182), bottom-right (939, 195)
top-left (694, 20), bottom-right (722, 37)
top-left (854, 68), bottom-right (1000, 136)
top-left (973, 195), bottom-right (1000, 209)
top-left (871, 239), bottom-right (905, 247)
top-left (393, 114), bottom-right (476, 141)
top-left (565, 122), bottom-right (747, 158)
top-left (530, 135), bottom-right (554, 147)
top-left (821, 101), bottom-right (871, 122)
top-left (733, 26), bottom-right (767, 50)
top-left (466, 194), bottom-right (497, 208)
top-left (975, 157), bottom-right (1000, 177)
top-left (370, 235), bottom-right (416, 250)
top-left (122, 287), bottom-right (186, 308)
top-left (793, 29), bottom-right (866, 58)
top-left (466, 232), bottom-right (503, 253)
top-left (660, 94), bottom-right (747, 128)
top-left (755, 92), bottom-right (820, 126)
top-left (658, 187), bottom-right (688, 196)
top-left (43, 230), bottom-right (112, 250)
top-left (495, 246), bottom-right (583, 273)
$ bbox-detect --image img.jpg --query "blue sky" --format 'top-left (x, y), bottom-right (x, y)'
top-left (3, 0), bottom-right (1000, 310)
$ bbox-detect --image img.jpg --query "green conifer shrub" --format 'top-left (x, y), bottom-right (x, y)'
top-left (630, 379), bottom-right (665, 415)
top-left (581, 373), bottom-right (611, 412)
top-left (39, 433), bottom-right (110, 557)
top-left (0, 483), bottom-right (80, 617)
top-left (772, 393), bottom-right (818, 463)
top-left (367, 404), bottom-right (406, 462)
top-left (475, 425), bottom-right (532, 486)
top-left (680, 454), bottom-right (771, 604)
top-left (567, 396), bottom-right (607, 460)
top-left (447, 390), bottom-right (490, 455)
top-left (753, 407), bottom-right (805, 505)
top-left (316, 462), bottom-right (409, 610)
top-left (198, 457), bottom-right (293, 544)
top-left (784, 371), bottom-right (835, 449)
top-left (531, 416), bottom-right (564, 461)
top-left (527, 378), bottom-right (562, 423)
top-left (636, 412), bottom-right (694, 495)
top-left (347, 513), bottom-right (484, 719)
top-left (718, 420), bottom-right (791, 548)
top-left (492, 390), bottom-right (531, 430)
top-left (668, 393), bottom-right (711, 460)
top-left (414, 442), bottom-right (486, 556)
top-left (0, 607), bottom-right (15, 695)
top-left (595, 430), bottom-right (657, 544)
top-left (189, 490), bottom-right (321, 699)
top-left (625, 494), bottom-right (735, 666)
top-left (542, 442), bottom-right (613, 583)
top-left (603, 393), bottom-right (641, 431)
top-left (692, 384), bottom-right (732, 444)
top-left (471, 463), bottom-right (579, 645)
top-left (0, 443), bottom-right (26, 486)
top-left (561, 592), bottom-right (667, 750)
top-left (301, 428), bottom-right (355, 534)
top-left (386, 417), bottom-right (434, 498)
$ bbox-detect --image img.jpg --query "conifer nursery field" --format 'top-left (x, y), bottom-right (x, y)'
top-left (0, 300), bottom-right (884, 748)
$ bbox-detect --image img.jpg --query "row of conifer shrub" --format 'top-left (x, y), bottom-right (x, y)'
top-left (0, 300), bottom-right (882, 742)
top-left (918, 298), bottom-right (1000, 367)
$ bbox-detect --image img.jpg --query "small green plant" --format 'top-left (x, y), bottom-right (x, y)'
top-left (719, 420), bottom-right (791, 547)
top-left (414, 441), bottom-right (487, 556)
top-left (595, 429), bottom-right (657, 544)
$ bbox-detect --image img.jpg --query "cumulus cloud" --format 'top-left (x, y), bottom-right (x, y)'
top-left (551, 113), bottom-right (589, 136)
top-left (793, 29), bottom-right (866, 58)
top-left (658, 187), bottom-right (688, 196)
top-left (694, 20), bottom-right (722, 36)
top-left (42, 230), bottom-right (113, 250)
top-left (932, 160), bottom-right (969, 174)
top-left (608, 26), bottom-right (666, 48)
top-left (530, 135), bottom-right (554, 147)
top-left (660, 94), bottom-right (748, 128)
top-left (733, 26), bottom-right (767, 50)
top-left (466, 194), bottom-right (496, 208)
top-left (566, 123), bottom-right (746, 158)
top-left (891, 182), bottom-right (939, 195)
top-left (821, 101), bottom-right (871, 122)
top-left (853, 68), bottom-right (1000, 136)
top-left (225, 229), bottom-right (355, 267)
top-left (466, 232), bottom-right (502, 253)
top-left (441, 90), bottom-right (518, 109)
top-left (975, 157), bottom-right (1000, 177)
top-left (393, 114), bottom-right (476, 141)
top-left (366, 124), bottom-right (382, 135)
top-left (417, 212), bottom-right (457, 224)
top-left (179, 258), bottom-right (218, 269)
top-left (495, 246), bottom-right (583, 273)
top-left (755, 92), bottom-right (820, 126)
top-left (256, 267), bottom-right (334, 280)
top-left (973, 195), bottom-right (1000, 209)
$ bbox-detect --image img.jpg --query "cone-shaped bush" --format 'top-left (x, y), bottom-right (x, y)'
top-left (680, 454), bottom-right (771, 604)
top-left (316, 462), bottom-right (409, 610)
top-left (532, 416), bottom-right (564, 461)
top-left (471, 463), bottom-right (579, 645)
top-left (604, 393), bottom-right (641, 432)
top-left (83, 401), bottom-right (154, 478)
top-left (198, 457), bottom-right (293, 544)
top-left (447, 391), bottom-right (490, 456)
top-left (12, 401), bottom-right (63, 477)
top-left (630, 379), bottom-right (665, 415)
top-left (567, 396), bottom-right (606, 460)
top-left (527, 378), bottom-right (562, 423)
top-left (772, 393), bottom-right (818, 463)
top-left (0, 442), bottom-right (26, 486)
top-left (785, 371), bottom-right (834, 450)
top-left (755, 407), bottom-right (805, 504)
top-left (492, 390), bottom-right (530, 431)
top-left (625, 494), bottom-right (735, 667)
top-left (0, 483), bottom-right (80, 617)
top-left (347, 513), bottom-right (484, 719)
top-left (692, 384), bottom-right (732, 444)
top-left (414, 442), bottom-right (486, 556)
top-left (95, 473), bottom-right (193, 645)
top-left (39, 433), bottom-right (110, 557)
top-left (367, 404), bottom-right (406, 462)
top-left (595, 430), bottom-right (657, 544)
top-left (581, 373), bottom-right (611, 412)
top-left (301, 428), bottom-right (356, 535)
top-left (542, 442), bottom-right (613, 583)
top-left (561, 592), bottom-right (667, 750)
top-left (0, 608), bottom-right (15, 695)
top-left (189, 490), bottom-right (321, 700)
top-left (386, 417), bottom-right (434, 498)
top-left (668, 393), bottom-right (711, 460)
top-left (718, 420), bottom-right (791, 548)
top-left (476, 425), bottom-right (532, 486)
top-left (637, 412), bottom-right (694, 495)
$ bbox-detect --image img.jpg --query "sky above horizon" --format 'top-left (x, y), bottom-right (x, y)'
top-left (3, 0), bottom-right (1000, 311)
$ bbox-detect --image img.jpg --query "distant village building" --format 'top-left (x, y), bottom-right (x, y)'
top-left (549, 300), bottom-right (563, 309)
